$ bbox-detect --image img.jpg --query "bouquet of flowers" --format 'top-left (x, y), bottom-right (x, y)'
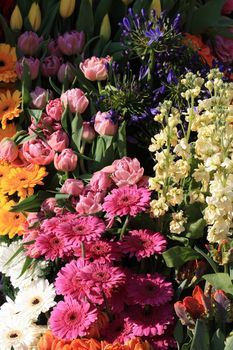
top-left (1, 1), bottom-right (233, 350)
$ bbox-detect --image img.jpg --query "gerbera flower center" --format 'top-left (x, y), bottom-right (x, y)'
top-left (74, 225), bottom-right (85, 234)
top-left (52, 238), bottom-right (60, 245)
top-left (2, 105), bottom-right (9, 112)
top-left (32, 297), bottom-right (41, 305)
top-left (145, 283), bottom-right (157, 292)
top-left (92, 270), bottom-right (111, 282)
top-left (0, 60), bottom-right (5, 67)
top-left (8, 331), bottom-right (20, 339)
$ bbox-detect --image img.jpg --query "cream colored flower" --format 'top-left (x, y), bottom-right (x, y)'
top-left (150, 197), bottom-right (168, 217)
top-left (167, 187), bottom-right (183, 206)
top-left (170, 211), bottom-right (187, 234)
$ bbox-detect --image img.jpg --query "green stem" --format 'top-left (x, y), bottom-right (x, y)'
top-left (81, 242), bottom-right (85, 259)
top-left (147, 51), bottom-right (155, 85)
top-left (80, 141), bottom-right (87, 174)
top-left (120, 215), bottom-right (129, 240)
top-left (97, 81), bottom-right (102, 94)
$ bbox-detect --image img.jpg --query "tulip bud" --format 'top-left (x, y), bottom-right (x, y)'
top-left (0, 138), bottom-right (18, 162)
top-left (150, 0), bottom-right (161, 16)
top-left (28, 2), bottom-right (41, 32)
top-left (100, 14), bottom-right (111, 41)
top-left (61, 179), bottom-right (84, 196)
top-left (10, 5), bottom-right (23, 31)
top-left (59, 0), bottom-right (76, 18)
top-left (54, 148), bottom-right (78, 172)
top-left (82, 122), bottom-right (96, 143)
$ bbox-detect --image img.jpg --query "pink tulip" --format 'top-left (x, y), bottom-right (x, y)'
top-left (57, 62), bottom-right (76, 83)
top-left (46, 99), bottom-right (63, 121)
top-left (22, 139), bottom-right (55, 165)
top-left (47, 130), bottom-right (69, 152)
top-left (110, 157), bottom-right (144, 187)
top-left (222, 0), bottom-right (233, 14)
top-left (61, 88), bottom-right (89, 114)
top-left (41, 55), bottom-right (61, 77)
top-left (18, 31), bottom-right (42, 56)
top-left (0, 139), bottom-right (18, 162)
top-left (60, 179), bottom-right (84, 196)
top-left (82, 121), bottom-right (96, 143)
top-left (54, 148), bottom-right (77, 171)
top-left (48, 39), bottom-right (63, 57)
top-left (57, 31), bottom-right (85, 55)
top-left (30, 87), bottom-right (48, 109)
top-left (94, 111), bottom-right (118, 136)
top-left (89, 171), bottom-right (113, 192)
top-left (80, 56), bottom-right (111, 81)
top-left (75, 191), bottom-right (102, 214)
top-left (16, 57), bottom-right (40, 80)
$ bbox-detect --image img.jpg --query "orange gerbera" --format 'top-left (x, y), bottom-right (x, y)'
top-left (0, 44), bottom-right (17, 83)
top-left (0, 122), bottom-right (16, 141)
top-left (0, 90), bottom-right (22, 129)
top-left (0, 199), bottom-right (26, 238)
top-left (0, 164), bottom-right (48, 199)
top-left (183, 33), bottom-right (214, 67)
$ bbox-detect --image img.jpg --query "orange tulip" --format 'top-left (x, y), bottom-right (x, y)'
top-left (126, 338), bottom-right (152, 350)
top-left (38, 331), bottom-right (54, 350)
top-left (72, 338), bottom-right (101, 350)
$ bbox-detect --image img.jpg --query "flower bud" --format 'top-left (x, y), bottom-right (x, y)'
top-left (57, 62), bottom-right (76, 83)
top-left (47, 130), bottom-right (69, 152)
top-left (16, 57), bottom-right (40, 80)
top-left (150, 0), bottom-right (161, 16)
top-left (82, 122), bottom-right (96, 143)
top-left (61, 179), bottom-right (84, 196)
top-left (28, 2), bottom-right (41, 32)
top-left (100, 14), bottom-right (111, 41)
top-left (41, 56), bottom-right (61, 77)
top-left (57, 31), bottom-right (85, 56)
top-left (18, 31), bottom-right (42, 56)
top-left (30, 87), bottom-right (48, 109)
top-left (38, 331), bottom-right (54, 350)
top-left (0, 138), bottom-right (18, 162)
top-left (94, 111), bottom-right (118, 136)
top-left (54, 148), bottom-right (78, 172)
top-left (61, 88), bottom-right (89, 114)
top-left (59, 0), bottom-right (76, 18)
top-left (10, 5), bottom-right (23, 31)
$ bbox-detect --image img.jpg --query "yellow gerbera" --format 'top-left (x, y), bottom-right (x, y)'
top-left (0, 160), bottom-right (12, 190)
top-left (0, 122), bottom-right (16, 141)
top-left (0, 199), bottom-right (26, 238)
top-left (0, 44), bottom-right (17, 83)
top-left (0, 90), bottom-right (22, 129)
top-left (0, 164), bottom-right (48, 199)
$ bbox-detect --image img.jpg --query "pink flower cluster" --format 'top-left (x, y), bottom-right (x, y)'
top-left (23, 156), bottom-right (174, 346)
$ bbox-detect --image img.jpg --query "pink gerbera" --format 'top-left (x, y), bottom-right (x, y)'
top-left (57, 215), bottom-right (106, 247)
top-left (102, 315), bottom-right (134, 343)
top-left (149, 335), bottom-right (177, 350)
top-left (36, 231), bottom-right (71, 261)
top-left (55, 259), bottom-right (87, 300)
top-left (126, 273), bottom-right (173, 306)
top-left (78, 260), bottom-right (126, 301)
top-left (127, 304), bottom-right (174, 337)
top-left (49, 297), bottom-right (98, 340)
top-left (102, 185), bottom-right (151, 218)
top-left (74, 240), bottom-right (121, 262)
top-left (120, 229), bottom-right (167, 261)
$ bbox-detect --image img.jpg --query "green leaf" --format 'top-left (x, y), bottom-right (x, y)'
top-left (185, 218), bottom-right (206, 239)
top-left (61, 106), bottom-right (69, 134)
top-left (0, 14), bottom-right (16, 45)
top-left (163, 246), bottom-right (200, 268)
top-left (94, 0), bottom-right (112, 34)
top-left (76, 0), bottom-right (94, 40)
top-left (224, 334), bottom-right (233, 350)
top-left (5, 245), bottom-right (24, 266)
top-left (55, 193), bottom-right (70, 200)
top-left (189, 0), bottom-right (225, 34)
top-left (174, 320), bottom-right (184, 347)
top-left (194, 246), bottom-right (218, 273)
top-left (211, 329), bottom-right (225, 350)
top-left (49, 77), bottom-right (61, 95)
top-left (203, 273), bottom-right (233, 296)
top-left (71, 113), bottom-right (83, 153)
top-left (190, 319), bottom-right (210, 350)
top-left (117, 121), bottom-right (127, 157)
top-left (28, 109), bottom-right (43, 124)
top-left (40, 2), bottom-right (59, 37)
top-left (10, 191), bottom-right (51, 213)
top-left (18, 256), bottom-right (34, 278)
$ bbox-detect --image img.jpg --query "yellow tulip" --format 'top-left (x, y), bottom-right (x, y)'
top-left (28, 2), bottom-right (41, 32)
top-left (59, 0), bottom-right (76, 18)
top-left (150, 0), bottom-right (161, 16)
top-left (100, 14), bottom-right (111, 41)
top-left (121, 0), bottom-right (134, 5)
top-left (10, 5), bottom-right (23, 31)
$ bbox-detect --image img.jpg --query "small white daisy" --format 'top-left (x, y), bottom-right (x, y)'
top-left (0, 315), bottom-right (38, 350)
top-left (15, 279), bottom-right (56, 321)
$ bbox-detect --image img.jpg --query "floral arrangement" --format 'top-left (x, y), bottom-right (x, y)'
top-left (0, 1), bottom-right (233, 350)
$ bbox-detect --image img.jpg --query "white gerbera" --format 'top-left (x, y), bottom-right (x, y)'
top-left (15, 279), bottom-right (56, 321)
top-left (0, 297), bottom-right (20, 319)
top-left (0, 315), bottom-right (38, 350)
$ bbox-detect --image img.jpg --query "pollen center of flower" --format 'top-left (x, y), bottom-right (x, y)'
top-left (8, 331), bottom-right (19, 339)
top-left (0, 60), bottom-right (5, 67)
top-left (92, 271), bottom-right (111, 281)
top-left (32, 297), bottom-right (41, 305)
top-left (74, 225), bottom-right (85, 234)
top-left (145, 283), bottom-right (156, 292)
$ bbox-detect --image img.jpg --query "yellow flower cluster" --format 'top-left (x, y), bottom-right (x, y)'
top-left (0, 161), bottom-right (48, 238)
top-left (149, 69), bottom-right (233, 242)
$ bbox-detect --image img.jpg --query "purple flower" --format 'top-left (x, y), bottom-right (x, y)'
top-left (57, 31), bottom-right (85, 56)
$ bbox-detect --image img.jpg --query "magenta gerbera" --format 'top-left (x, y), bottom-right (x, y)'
top-left (102, 315), bottom-right (134, 343)
top-left (74, 240), bottom-right (121, 262)
top-left (127, 304), bottom-right (174, 337)
top-left (120, 229), bottom-right (167, 261)
top-left (55, 259), bottom-right (87, 300)
top-left (36, 231), bottom-right (71, 261)
top-left (49, 297), bottom-right (98, 340)
top-left (126, 273), bottom-right (173, 306)
top-left (78, 260), bottom-right (126, 300)
top-left (102, 185), bottom-right (151, 218)
top-left (149, 335), bottom-right (177, 350)
top-left (57, 214), bottom-right (106, 247)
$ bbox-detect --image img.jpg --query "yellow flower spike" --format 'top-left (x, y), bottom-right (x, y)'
top-left (121, 0), bottom-right (134, 5)
top-left (10, 5), bottom-right (23, 31)
top-left (59, 0), bottom-right (76, 18)
top-left (100, 14), bottom-right (111, 42)
top-left (28, 2), bottom-right (41, 32)
top-left (150, 0), bottom-right (161, 16)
